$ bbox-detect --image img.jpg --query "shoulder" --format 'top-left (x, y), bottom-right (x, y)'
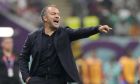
top-left (61, 26), bottom-right (71, 30)
top-left (28, 28), bottom-right (42, 39)
top-left (29, 28), bottom-right (42, 36)
top-left (59, 26), bottom-right (73, 32)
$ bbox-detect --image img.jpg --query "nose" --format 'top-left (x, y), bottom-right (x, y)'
top-left (55, 14), bottom-right (60, 19)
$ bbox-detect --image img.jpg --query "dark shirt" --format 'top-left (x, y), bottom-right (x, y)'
top-left (36, 29), bottom-right (65, 78)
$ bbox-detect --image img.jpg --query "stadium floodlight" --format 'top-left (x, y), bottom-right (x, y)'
top-left (0, 27), bottom-right (14, 37)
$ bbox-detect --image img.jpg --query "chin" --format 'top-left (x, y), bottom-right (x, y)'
top-left (51, 23), bottom-right (60, 29)
top-left (51, 26), bottom-right (59, 30)
top-left (54, 25), bottom-right (60, 28)
top-left (56, 26), bottom-right (60, 28)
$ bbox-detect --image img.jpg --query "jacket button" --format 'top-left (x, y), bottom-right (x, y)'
top-left (47, 67), bottom-right (50, 71)
top-left (47, 59), bottom-right (50, 62)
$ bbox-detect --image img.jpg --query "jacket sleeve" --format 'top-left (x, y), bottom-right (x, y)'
top-left (19, 34), bottom-right (32, 82)
top-left (64, 26), bottom-right (100, 41)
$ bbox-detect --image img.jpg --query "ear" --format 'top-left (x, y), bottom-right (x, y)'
top-left (43, 16), bottom-right (47, 22)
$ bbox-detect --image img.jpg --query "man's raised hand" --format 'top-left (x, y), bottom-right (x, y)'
top-left (98, 25), bottom-right (112, 33)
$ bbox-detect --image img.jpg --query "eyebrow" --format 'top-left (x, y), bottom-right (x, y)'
top-left (50, 11), bottom-right (60, 14)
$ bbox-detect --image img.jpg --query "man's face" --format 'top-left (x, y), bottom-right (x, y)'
top-left (1, 38), bottom-right (13, 52)
top-left (44, 7), bottom-right (60, 28)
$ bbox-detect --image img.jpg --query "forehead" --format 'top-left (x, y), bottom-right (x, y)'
top-left (2, 38), bottom-right (13, 43)
top-left (46, 7), bottom-right (60, 13)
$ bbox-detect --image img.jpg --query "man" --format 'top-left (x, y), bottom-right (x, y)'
top-left (87, 51), bottom-right (104, 84)
top-left (119, 51), bottom-right (136, 84)
top-left (77, 51), bottom-right (104, 84)
top-left (19, 5), bottom-right (112, 84)
top-left (0, 37), bottom-right (21, 84)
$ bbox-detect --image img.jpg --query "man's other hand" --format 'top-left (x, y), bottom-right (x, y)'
top-left (26, 77), bottom-right (31, 84)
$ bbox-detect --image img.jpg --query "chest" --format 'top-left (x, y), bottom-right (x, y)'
top-left (41, 35), bottom-right (55, 51)
top-left (31, 30), bottom-right (71, 54)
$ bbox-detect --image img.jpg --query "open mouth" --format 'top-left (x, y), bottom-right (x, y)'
top-left (53, 20), bottom-right (59, 24)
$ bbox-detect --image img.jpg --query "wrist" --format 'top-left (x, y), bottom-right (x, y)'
top-left (96, 25), bottom-right (102, 32)
top-left (26, 77), bottom-right (31, 83)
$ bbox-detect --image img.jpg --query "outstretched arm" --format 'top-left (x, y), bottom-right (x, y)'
top-left (65, 25), bottom-right (112, 41)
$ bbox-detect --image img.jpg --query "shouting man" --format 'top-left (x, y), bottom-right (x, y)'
top-left (19, 5), bottom-right (112, 84)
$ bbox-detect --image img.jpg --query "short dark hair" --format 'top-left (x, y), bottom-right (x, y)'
top-left (41, 5), bottom-right (57, 22)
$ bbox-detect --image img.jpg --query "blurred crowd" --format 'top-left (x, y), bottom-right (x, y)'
top-left (0, 0), bottom-right (140, 84)
top-left (71, 0), bottom-right (140, 37)
top-left (0, 0), bottom-right (140, 37)
top-left (0, 37), bottom-right (140, 84)
top-left (76, 50), bottom-right (139, 84)
top-left (0, 0), bottom-right (47, 27)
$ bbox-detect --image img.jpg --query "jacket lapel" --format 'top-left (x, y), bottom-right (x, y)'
top-left (53, 28), bottom-right (61, 50)
top-left (36, 28), bottom-right (43, 58)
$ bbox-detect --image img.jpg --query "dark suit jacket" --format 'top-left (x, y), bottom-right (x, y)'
top-left (19, 26), bottom-right (100, 84)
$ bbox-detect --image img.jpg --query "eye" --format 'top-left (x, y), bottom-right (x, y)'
top-left (51, 12), bottom-right (56, 15)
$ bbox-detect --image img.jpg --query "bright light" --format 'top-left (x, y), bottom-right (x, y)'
top-left (0, 27), bottom-right (14, 37)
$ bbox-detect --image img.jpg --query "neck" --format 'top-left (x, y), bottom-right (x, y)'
top-left (44, 23), bottom-right (56, 36)
top-left (3, 49), bottom-right (12, 57)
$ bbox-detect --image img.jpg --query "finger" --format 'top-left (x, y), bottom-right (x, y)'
top-left (107, 27), bottom-right (112, 31)
top-left (106, 27), bottom-right (110, 31)
top-left (102, 30), bottom-right (108, 33)
top-left (104, 25), bottom-right (109, 28)
top-left (109, 27), bottom-right (112, 30)
top-left (104, 25), bottom-right (112, 30)
top-left (104, 27), bottom-right (110, 31)
top-left (105, 25), bottom-right (109, 28)
top-left (105, 26), bottom-right (112, 31)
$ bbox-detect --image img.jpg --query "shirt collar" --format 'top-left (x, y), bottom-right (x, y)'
top-left (42, 28), bottom-right (58, 36)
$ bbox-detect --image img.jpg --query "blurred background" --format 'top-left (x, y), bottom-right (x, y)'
top-left (0, 0), bottom-right (140, 84)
